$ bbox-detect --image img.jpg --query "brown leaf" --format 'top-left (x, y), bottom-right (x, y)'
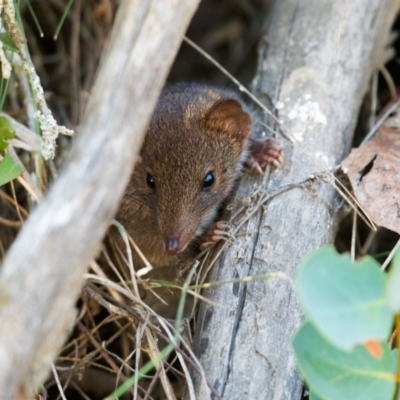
top-left (363, 340), bottom-right (383, 359)
top-left (341, 103), bottom-right (400, 234)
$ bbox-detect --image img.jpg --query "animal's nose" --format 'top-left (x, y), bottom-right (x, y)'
top-left (165, 238), bottom-right (181, 255)
top-left (164, 229), bottom-right (191, 255)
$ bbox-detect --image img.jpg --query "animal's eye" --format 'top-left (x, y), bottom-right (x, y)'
top-left (202, 171), bottom-right (215, 189)
top-left (146, 174), bottom-right (155, 189)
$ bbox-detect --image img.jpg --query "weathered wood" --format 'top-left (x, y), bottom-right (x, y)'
top-left (0, 0), bottom-right (199, 396)
top-left (190, 1), bottom-right (398, 399)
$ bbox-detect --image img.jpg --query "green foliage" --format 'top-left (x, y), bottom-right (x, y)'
top-left (293, 322), bottom-right (394, 400)
top-left (0, 117), bottom-right (22, 186)
top-left (0, 116), bottom-right (15, 151)
top-left (0, 153), bottom-right (22, 186)
top-left (0, 32), bottom-right (18, 52)
top-left (297, 247), bottom-right (392, 350)
top-left (309, 391), bottom-right (325, 400)
top-left (293, 246), bottom-right (399, 400)
top-left (386, 251), bottom-right (400, 312)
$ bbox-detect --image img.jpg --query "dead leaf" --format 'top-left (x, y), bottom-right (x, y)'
top-left (341, 102), bottom-right (400, 234)
top-left (363, 340), bottom-right (383, 359)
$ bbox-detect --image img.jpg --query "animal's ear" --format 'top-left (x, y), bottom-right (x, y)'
top-left (203, 99), bottom-right (251, 142)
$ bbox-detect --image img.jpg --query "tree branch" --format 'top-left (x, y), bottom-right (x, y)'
top-left (189, 1), bottom-right (399, 399)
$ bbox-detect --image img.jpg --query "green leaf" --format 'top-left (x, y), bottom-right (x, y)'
top-left (293, 322), bottom-right (395, 400)
top-left (297, 246), bottom-right (393, 350)
top-left (386, 249), bottom-right (400, 312)
top-left (0, 116), bottom-right (15, 151)
top-left (0, 153), bottom-right (21, 186)
top-left (392, 349), bottom-right (398, 374)
top-left (391, 350), bottom-right (400, 400)
top-left (0, 33), bottom-right (18, 52)
top-left (310, 391), bottom-right (325, 400)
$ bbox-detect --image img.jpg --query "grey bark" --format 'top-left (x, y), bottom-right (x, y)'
top-left (0, 0), bottom-right (199, 397)
top-left (190, 1), bottom-right (399, 399)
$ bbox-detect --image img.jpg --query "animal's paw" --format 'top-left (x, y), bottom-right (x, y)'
top-left (200, 221), bottom-right (230, 250)
top-left (247, 138), bottom-right (284, 172)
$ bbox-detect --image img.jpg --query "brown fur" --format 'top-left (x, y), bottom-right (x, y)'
top-left (116, 83), bottom-right (254, 268)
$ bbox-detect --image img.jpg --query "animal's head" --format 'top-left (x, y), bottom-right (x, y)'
top-left (127, 87), bottom-right (252, 257)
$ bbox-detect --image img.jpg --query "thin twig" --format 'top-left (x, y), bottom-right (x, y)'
top-left (351, 210), bottom-right (357, 262)
top-left (360, 96), bottom-right (400, 146)
top-left (381, 239), bottom-right (400, 271)
top-left (51, 362), bottom-right (68, 400)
